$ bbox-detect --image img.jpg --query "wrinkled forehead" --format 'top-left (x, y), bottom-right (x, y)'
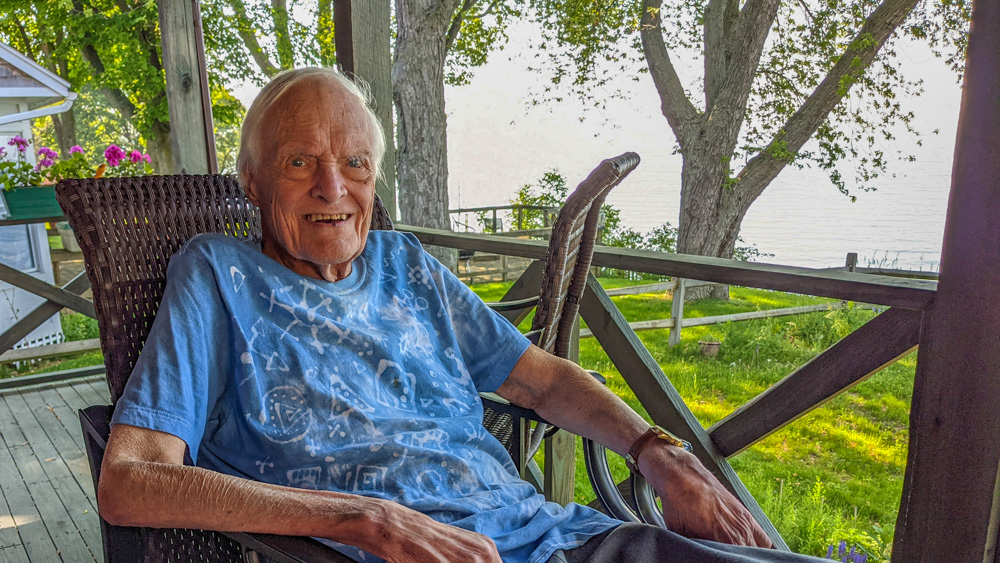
top-left (261, 77), bottom-right (374, 151)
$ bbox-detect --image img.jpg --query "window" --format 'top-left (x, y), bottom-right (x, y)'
top-left (0, 224), bottom-right (37, 270)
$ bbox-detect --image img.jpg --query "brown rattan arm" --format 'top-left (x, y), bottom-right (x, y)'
top-left (483, 296), bottom-right (540, 312)
top-left (79, 405), bottom-right (358, 563)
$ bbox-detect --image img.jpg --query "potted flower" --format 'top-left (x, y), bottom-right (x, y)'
top-left (2, 137), bottom-right (154, 251)
top-left (48, 145), bottom-right (154, 251)
top-left (0, 135), bottom-right (46, 192)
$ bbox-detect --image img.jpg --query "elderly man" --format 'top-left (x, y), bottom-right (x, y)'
top-left (99, 68), bottom-right (820, 563)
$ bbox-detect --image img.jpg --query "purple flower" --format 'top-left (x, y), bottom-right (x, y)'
top-left (104, 144), bottom-right (126, 167)
top-left (129, 150), bottom-right (144, 164)
top-left (69, 145), bottom-right (84, 154)
top-left (8, 135), bottom-right (29, 153)
top-left (142, 153), bottom-right (151, 163)
top-left (37, 146), bottom-right (58, 160)
top-left (0, 146), bottom-right (6, 158)
top-left (35, 157), bottom-right (55, 170)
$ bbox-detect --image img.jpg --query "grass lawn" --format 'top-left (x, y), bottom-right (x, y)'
top-left (471, 278), bottom-right (906, 560)
top-left (3, 277), bottom-right (907, 559)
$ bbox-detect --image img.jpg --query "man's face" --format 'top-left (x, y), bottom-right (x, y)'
top-left (246, 78), bottom-right (377, 282)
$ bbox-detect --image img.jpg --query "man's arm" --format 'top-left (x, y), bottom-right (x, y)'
top-left (99, 424), bottom-right (502, 563)
top-left (495, 345), bottom-right (772, 548)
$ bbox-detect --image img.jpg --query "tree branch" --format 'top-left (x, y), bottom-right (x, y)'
top-left (734, 0), bottom-right (920, 201)
top-left (228, 0), bottom-right (280, 77)
top-left (13, 16), bottom-right (36, 61)
top-left (703, 0), bottom-right (739, 110)
top-left (714, 0), bottom-right (780, 110)
top-left (78, 42), bottom-right (140, 120)
top-left (468, 0), bottom-right (499, 20)
top-left (639, 0), bottom-right (700, 147)
top-left (444, 0), bottom-right (477, 54)
top-left (271, 0), bottom-right (295, 70)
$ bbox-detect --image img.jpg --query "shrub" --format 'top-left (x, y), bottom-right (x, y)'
top-left (61, 312), bottom-right (100, 341)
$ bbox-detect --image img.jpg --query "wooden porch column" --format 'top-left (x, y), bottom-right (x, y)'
top-left (157, 0), bottom-right (218, 174)
top-left (892, 0), bottom-right (1000, 559)
top-left (334, 0), bottom-right (396, 220)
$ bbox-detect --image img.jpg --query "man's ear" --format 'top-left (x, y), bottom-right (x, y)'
top-left (244, 174), bottom-right (262, 207)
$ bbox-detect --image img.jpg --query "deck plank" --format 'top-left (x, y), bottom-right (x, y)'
top-left (0, 394), bottom-right (97, 562)
top-left (48, 381), bottom-right (98, 451)
top-left (0, 485), bottom-right (22, 549)
top-left (19, 388), bottom-right (98, 506)
top-left (70, 382), bottom-right (108, 414)
top-left (0, 396), bottom-right (62, 562)
top-left (83, 380), bottom-right (110, 404)
top-left (0, 544), bottom-right (30, 563)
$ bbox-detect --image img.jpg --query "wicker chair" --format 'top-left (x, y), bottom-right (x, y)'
top-left (55, 152), bottom-right (640, 563)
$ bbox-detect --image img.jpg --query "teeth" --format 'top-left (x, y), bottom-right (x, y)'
top-left (307, 214), bottom-right (350, 222)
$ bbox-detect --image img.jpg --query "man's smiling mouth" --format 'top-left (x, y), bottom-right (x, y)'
top-left (305, 213), bottom-right (351, 223)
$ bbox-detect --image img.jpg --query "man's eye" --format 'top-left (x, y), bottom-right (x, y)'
top-left (291, 157), bottom-right (306, 167)
top-left (347, 156), bottom-right (363, 168)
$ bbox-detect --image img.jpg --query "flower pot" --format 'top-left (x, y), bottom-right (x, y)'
top-left (56, 221), bottom-right (81, 253)
top-left (698, 340), bottom-right (721, 358)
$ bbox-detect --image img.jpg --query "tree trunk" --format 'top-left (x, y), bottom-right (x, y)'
top-left (676, 139), bottom-right (746, 301)
top-left (392, 0), bottom-right (461, 272)
top-left (50, 108), bottom-right (77, 157)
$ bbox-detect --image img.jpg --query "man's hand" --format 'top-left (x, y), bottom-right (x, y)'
top-left (369, 503), bottom-right (501, 562)
top-left (640, 444), bottom-right (773, 548)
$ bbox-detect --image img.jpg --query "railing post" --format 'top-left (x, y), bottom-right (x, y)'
top-left (845, 252), bottom-right (858, 272)
top-left (544, 314), bottom-right (579, 505)
top-left (668, 278), bottom-right (685, 347)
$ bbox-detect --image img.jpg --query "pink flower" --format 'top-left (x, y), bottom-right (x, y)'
top-left (104, 144), bottom-right (126, 167)
top-left (142, 153), bottom-right (151, 163)
top-left (0, 146), bottom-right (6, 158)
top-left (129, 150), bottom-right (144, 164)
top-left (37, 146), bottom-right (58, 160)
top-left (35, 157), bottom-right (54, 170)
top-left (69, 145), bottom-right (84, 154)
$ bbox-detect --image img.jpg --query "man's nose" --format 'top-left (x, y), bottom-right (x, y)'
top-left (310, 162), bottom-right (348, 202)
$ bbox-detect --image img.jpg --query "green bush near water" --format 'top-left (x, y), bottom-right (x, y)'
top-left (471, 280), bottom-right (906, 559)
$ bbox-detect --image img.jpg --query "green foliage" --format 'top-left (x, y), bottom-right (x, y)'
top-left (445, 2), bottom-right (526, 86)
top-left (529, 0), bottom-right (969, 201)
top-left (61, 312), bottom-right (100, 342)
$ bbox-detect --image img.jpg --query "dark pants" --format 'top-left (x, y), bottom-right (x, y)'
top-left (549, 524), bottom-right (826, 562)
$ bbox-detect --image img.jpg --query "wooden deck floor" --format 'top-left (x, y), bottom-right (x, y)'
top-left (0, 377), bottom-right (109, 563)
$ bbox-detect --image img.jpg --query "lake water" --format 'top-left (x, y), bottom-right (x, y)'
top-left (445, 23), bottom-right (962, 271)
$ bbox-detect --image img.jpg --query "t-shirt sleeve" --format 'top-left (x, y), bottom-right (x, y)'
top-left (417, 240), bottom-right (531, 393)
top-left (110, 250), bottom-right (233, 464)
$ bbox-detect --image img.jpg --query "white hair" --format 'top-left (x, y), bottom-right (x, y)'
top-left (236, 67), bottom-right (386, 187)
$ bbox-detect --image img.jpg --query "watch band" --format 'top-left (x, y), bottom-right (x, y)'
top-left (625, 425), bottom-right (692, 474)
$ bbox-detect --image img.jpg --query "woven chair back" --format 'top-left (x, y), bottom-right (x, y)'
top-left (530, 152), bottom-right (640, 358)
top-left (55, 174), bottom-right (393, 403)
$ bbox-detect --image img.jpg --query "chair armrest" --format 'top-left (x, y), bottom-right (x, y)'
top-left (484, 296), bottom-right (539, 312)
top-left (480, 392), bottom-right (550, 425)
top-left (223, 532), bottom-right (358, 563)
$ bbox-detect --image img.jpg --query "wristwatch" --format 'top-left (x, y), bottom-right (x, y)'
top-left (625, 425), bottom-right (693, 475)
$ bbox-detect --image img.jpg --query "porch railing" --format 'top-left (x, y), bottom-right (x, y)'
top-left (0, 222), bottom-right (937, 552)
top-left (400, 224), bottom-right (935, 551)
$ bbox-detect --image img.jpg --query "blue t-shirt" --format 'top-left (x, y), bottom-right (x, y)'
top-left (112, 231), bottom-right (620, 563)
